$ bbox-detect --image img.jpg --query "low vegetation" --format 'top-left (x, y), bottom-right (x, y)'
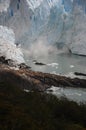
top-left (0, 81), bottom-right (86, 130)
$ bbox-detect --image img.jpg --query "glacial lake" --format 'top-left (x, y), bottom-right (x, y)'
top-left (24, 52), bottom-right (86, 103)
top-left (46, 86), bottom-right (86, 103)
top-left (24, 53), bottom-right (86, 77)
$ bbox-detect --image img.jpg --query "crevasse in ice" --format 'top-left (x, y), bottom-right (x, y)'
top-left (0, 0), bottom-right (86, 56)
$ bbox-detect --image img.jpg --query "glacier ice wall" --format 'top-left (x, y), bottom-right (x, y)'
top-left (0, 0), bottom-right (86, 56)
top-left (0, 26), bottom-right (25, 65)
top-left (0, 0), bottom-right (10, 13)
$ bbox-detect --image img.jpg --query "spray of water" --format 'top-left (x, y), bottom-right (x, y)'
top-left (22, 36), bottom-right (68, 60)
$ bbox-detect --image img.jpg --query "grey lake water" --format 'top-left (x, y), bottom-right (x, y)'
top-left (25, 52), bottom-right (86, 77)
top-left (24, 52), bottom-right (86, 103)
top-left (46, 86), bottom-right (86, 103)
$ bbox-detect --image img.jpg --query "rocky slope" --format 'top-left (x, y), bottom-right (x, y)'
top-left (0, 57), bottom-right (86, 92)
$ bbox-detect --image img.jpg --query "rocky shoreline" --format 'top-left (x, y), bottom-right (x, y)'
top-left (0, 56), bottom-right (86, 91)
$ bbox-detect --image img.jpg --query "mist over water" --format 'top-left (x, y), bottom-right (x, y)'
top-left (22, 35), bottom-right (68, 59)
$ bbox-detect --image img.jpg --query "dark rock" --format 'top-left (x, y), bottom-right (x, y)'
top-left (0, 56), bottom-right (31, 69)
top-left (34, 62), bottom-right (46, 65)
top-left (33, 60), bottom-right (46, 65)
top-left (19, 63), bottom-right (31, 69)
top-left (0, 56), bottom-right (14, 66)
top-left (0, 64), bottom-right (86, 92)
top-left (74, 72), bottom-right (86, 76)
top-left (34, 62), bottom-right (45, 65)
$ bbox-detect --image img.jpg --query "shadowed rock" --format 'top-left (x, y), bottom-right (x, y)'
top-left (74, 72), bottom-right (86, 76)
top-left (0, 62), bottom-right (86, 92)
top-left (33, 60), bottom-right (46, 65)
top-left (18, 63), bottom-right (31, 69)
top-left (34, 62), bottom-right (46, 65)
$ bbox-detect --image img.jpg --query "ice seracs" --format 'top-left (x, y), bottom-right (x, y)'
top-left (0, 26), bottom-right (25, 65)
top-left (0, 0), bottom-right (86, 56)
top-left (0, 0), bottom-right (10, 13)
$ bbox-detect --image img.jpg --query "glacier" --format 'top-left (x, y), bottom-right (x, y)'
top-left (0, 0), bottom-right (86, 59)
top-left (0, 26), bottom-right (25, 65)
